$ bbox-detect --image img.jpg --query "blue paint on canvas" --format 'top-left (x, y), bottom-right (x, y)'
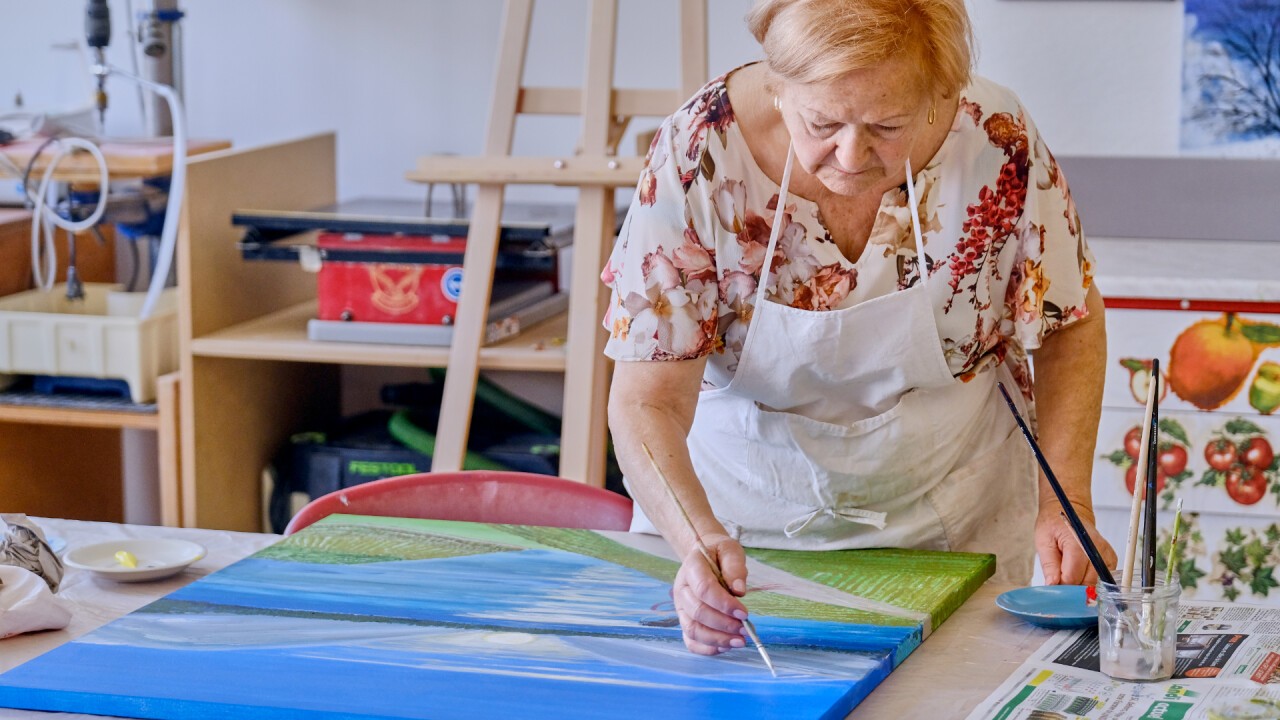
top-left (1182, 0), bottom-right (1280, 155)
top-left (0, 517), bottom-right (989, 719)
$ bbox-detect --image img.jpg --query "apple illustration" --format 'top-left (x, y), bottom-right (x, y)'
top-left (1205, 438), bottom-right (1238, 472)
top-left (1125, 464), bottom-right (1167, 496)
top-left (1119, 358), bottom-right (1170, 405)
top-left (1167, 315), bottom-right (1260, 410)
top-left (1241, 437), bottom-right (1274, 472)
top-left (1225, 464), bottom-right (1268, 505)
top-left (1251, 361), bottom-right (1280, 415)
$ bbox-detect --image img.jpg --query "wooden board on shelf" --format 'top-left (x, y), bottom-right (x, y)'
top-left (190, 301), bottom-right (568, 372)
top-left (0, 138), bottom-right (231, 183)
top-left (0, 403), bottom-right (157, 430)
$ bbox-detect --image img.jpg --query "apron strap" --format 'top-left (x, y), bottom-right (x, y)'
top-left (783, 505), bottom-right (889, 537)
top-left (753, 144), bottom-right (796, 311)
top-left (904, 157), bottom-right (930, 276)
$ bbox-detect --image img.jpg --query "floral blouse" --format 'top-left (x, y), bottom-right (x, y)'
top-left (601, 70), bottom-right (1094, 398)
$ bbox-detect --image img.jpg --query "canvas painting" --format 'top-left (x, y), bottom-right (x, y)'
top-left (0, 515), bottom-right (993, 719)
top-left (1182, 0), bottom-right (1280, 156)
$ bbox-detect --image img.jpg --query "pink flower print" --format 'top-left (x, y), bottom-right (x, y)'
top-left (956, 97), bottom-right (982, 127)
top-left (637, 126), bottom-right (668, 207)
top-left (599, 257), bottom-right (619, 286)
top-left (791, 264), bottom-right (856, 310)
top-left (735, 211), bottom-right (776, 276)
top-left (672, 229), bottom-right (715, 284)
top-left (719, 270), bottom-right (757, 315)
top-left (712, 179), bottom-right (747, 233)
top-left (682, 80), bottom-right (735, 162)
top-left (638, 171), bottom-right (658, 206)
top-left (622, 280), bottom-right (711, 358)
top-left (641, 250), bottom-right (682, 291)
top-left (772, 219), bottom-right (820, 296)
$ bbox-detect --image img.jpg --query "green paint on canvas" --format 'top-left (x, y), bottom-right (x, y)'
top-left (745, 547), bottom-right (995, 629)
top-left (262, 516), bottom-right (991, 630)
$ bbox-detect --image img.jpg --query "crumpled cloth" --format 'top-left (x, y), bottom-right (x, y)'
top-left (0, 566), bottom-right (71, 639)
top-left (0, 514), bottom-right (63, 592)
top-left (0, 515), bottom-right (70, 639)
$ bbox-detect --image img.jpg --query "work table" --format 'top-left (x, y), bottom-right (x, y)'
top-left (1, 518), bottom-right (1047, 719)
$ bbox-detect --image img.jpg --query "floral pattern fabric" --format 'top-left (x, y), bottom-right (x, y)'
top-left (602, 70), bottom-right (1094, 396)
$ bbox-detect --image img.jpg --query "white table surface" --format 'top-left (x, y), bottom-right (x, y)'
top-left (1, 518), bottom-right (1053, 720)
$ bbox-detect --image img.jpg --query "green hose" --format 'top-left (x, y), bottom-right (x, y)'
top-left (387, 410), bottom-right (510, 471)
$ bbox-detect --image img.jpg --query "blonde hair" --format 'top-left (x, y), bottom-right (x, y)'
top-left (745, 0), bottom-right (974, 98)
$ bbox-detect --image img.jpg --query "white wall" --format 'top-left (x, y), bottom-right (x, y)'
top-left (4, 0), bottom-right (1187, 203)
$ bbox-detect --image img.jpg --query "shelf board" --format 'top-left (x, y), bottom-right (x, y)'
top-left (190, 300), bottom-right (569, 371)
top-left (0, 403), bottom-right (158, 430)
top-left (0, 138), bottom-right (232, 183)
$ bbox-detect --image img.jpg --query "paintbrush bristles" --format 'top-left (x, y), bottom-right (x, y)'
top-left (1166, 498), bottom-right (1184, 585)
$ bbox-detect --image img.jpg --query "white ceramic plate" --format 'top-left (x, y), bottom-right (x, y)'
top-left (63, 539), bottom-right (207, 582)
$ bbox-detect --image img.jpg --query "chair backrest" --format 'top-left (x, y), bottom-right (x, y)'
top-left (283, 470), bottom-right (633, 535)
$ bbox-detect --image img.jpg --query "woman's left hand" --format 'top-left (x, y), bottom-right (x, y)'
top-left (1034, 503), bottom-right (1117, 585)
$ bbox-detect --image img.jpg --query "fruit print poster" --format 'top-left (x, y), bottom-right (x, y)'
top-left (1094, 307), bottom-right (1280, 602)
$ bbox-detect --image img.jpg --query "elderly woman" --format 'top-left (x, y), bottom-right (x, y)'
top-left (602, 0), bottom-right (1118, 656)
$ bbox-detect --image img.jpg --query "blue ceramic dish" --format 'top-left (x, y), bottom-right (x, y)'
top-left (995, 585), bottom-right (1097, 629)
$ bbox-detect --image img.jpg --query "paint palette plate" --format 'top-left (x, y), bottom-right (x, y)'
top-left (996, 585), bottom-right (1097, 629)
top-left (63, 539), bottom-right (206, 582)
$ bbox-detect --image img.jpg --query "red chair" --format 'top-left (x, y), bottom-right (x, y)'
top-left (283, 470), bottom-right (634, 535)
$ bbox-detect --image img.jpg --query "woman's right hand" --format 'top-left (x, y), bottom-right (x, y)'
top-left (672, 533), bottom-right (751, 655)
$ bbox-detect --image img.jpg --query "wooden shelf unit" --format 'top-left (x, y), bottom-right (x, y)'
top-left (178, 1), bottom-right (708, 531)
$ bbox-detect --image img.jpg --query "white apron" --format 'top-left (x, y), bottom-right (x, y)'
top-left (631, 150), bottom-right (1038, 584)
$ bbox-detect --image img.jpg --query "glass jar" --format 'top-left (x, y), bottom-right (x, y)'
top-left (1096, 576), bottom-right (1181, 682)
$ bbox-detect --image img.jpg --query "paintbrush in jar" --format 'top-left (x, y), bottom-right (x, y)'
top-left (640, 442), bottom-right (777, 678)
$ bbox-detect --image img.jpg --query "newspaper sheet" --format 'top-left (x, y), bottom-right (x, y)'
top-left (968, 601), bottom-right (1280, 720)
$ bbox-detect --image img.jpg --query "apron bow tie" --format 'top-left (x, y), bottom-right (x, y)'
top-left (783, 505), bottom-right (888, 538)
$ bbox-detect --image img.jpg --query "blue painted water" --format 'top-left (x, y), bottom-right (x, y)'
top-left (0, 549), bottom-right (918, 719)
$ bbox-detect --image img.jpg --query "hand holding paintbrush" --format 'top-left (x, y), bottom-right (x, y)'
top-left (641, 442), bottom-right (777, 677)
top-left (997, 383), bottom-right (1116, 585)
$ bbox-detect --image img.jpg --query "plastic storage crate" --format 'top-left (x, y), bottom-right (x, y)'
top-left (0, 283), bottom-right (178, 403)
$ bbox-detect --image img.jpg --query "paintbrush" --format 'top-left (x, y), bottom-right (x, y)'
top-left (1142, 361), bottom-right (1162, 589)
top-left (1166, 498), bottom-right (1184, 585)
top-left (996, 382), bottom-right (1116, 586)
top-left (1123, 364), bottom-right (1160, 590)
top-left (640, 442), bottom-right (777, 677)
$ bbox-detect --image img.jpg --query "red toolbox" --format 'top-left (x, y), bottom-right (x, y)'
top-left (315, 233), bottom-right (468, 325)
top-left (233, 199), bottom-right (571, 327)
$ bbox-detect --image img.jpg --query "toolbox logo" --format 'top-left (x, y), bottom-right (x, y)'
top-left (369, 265), bottom-right (423, 315)
top-left (441, 267), bottom-right (464, 302)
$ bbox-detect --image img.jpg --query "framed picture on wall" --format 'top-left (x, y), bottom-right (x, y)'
top-left (1182, 0), bottom-right (1280, 157)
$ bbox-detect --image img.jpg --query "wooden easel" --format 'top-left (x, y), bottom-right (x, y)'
top-left (407, 0), bottom-right (708, 486)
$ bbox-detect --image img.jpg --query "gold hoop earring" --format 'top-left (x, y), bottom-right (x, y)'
top-left (773, 95), bottom-right (782, 113)
top-left (927, 102), bottom-right (936, 125)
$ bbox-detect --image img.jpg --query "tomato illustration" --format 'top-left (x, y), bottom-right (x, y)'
top-left (1241, 437), bottom-right (1274, 471)
top-left (1205, 439), bottom-right (1239, 472)
top-left (1158, 444), bottom-right (1188, 476)
top-left (1124, 426), bottom-right (1143, 459)
top-left (1126, 464), bottom-right (1167, 496)
top-left (1225, 464), bottom-right (1268, 505)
